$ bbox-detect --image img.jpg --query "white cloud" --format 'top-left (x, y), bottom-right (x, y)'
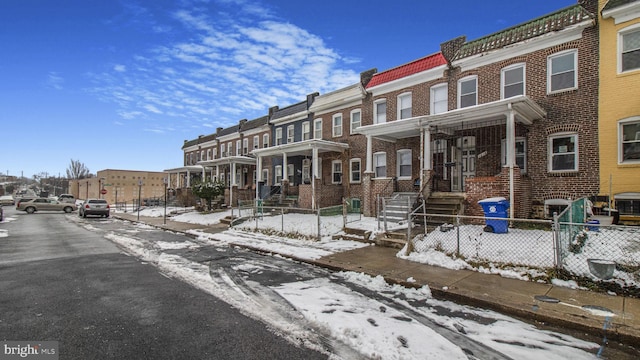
top-left (46, 72), bottom-right (64, 90)
top-left (89, 1), bottom-right (360, 133)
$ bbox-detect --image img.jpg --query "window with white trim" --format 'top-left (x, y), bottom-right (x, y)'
top-left (274, 165), bottom-right (282, 185)
top-left (253, 135), bottom-right (259, 149)
top-left (501, 137), bottom-right (527, 173)
top-left (263, 133), bottom-right (269, 148)
top-left (262, 169), bottom-right (269, 185)
top-left (373, 152), bottom-right (387, 178)
top-left (332, 114), bottom-right (342, 137)
top-left (398, 92), bottom-right (412, 119)
top-left (227, 142), bottom-right (233, 156)
top-left (548, 133), bottom-right (578, 172)
top-left (430, 84), bottom-right (447, 115)
top-left (287, 125), bottom-right (294, 143)
top-left (314, 118), bottom-right (322, 139)
top-left (397, 149), bottom-right (412, 179)
top-left (620, 26), bottom-right (640, 73)
top-left (276, 128), bottom-right (282, 145)
top-left (501, 63), bottom-right (525, 99)
top-left (242, 138), bottom-right (248, 155)
top-left (350, 158), bottom-right (361, 183)
top-left (548, 50), bottom-right (577, 93)
top-left (206, 149), bottom-right (211, 160)
top-left (213, 147), bottom-right (217, 159)
top-left (332, 160), bottom-right (342, 184)
top-left (236, 140), bottom-right (241, 156)
top-left (221, 144), bottom-right (226, 158)
top-left (374, 99), bottom-right (386, 124)
top-left (302, 121), bottom-right (311, 140)
top-left (620, 117), bottom-right (640, 163)
top-left (350, 109), bottom-right (361, 134)
top-left (458, 76), bottom-right (477, 108)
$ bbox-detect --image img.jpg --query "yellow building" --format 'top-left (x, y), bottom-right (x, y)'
top-left (599, 0), bottom-right (640, 224)
top-left (70, 169), bottom-right (167, 206)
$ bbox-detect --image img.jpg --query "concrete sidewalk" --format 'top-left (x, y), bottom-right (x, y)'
top-left (113, 213), bottom-right (640, 344)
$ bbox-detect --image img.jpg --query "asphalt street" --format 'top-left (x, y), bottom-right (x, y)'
top-left (0, 207), bottom-right (327, 359)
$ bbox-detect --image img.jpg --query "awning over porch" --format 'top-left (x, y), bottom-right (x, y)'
top-left (163, 165), bottom-right (204, 188)
top-left (198, 155), bottom-right (257, 167)
top-left (251, 139), bottom-right (349, 157)
top-left (354, 95), bottom-right (546, 141)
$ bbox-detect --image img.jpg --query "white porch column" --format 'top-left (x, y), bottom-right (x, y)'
top-left (256, 155), bottom-right (263, 200)
top-left (231, 162), bottom-right (237, 186)
top-left (215, 165), bottom-right (220, 181)
top-left (507, 106), bottom-right (516, 219)
top-left (186, 170), bottom-right (191, 187)
top-left (365, 135), bottom-right (373, 173)
top-left (312, 147), bottom-right (319, 209)
top-left (282, 153), bottom-right (288, 181)
top-left (202, 167), bottom-right (205, 179)
top-left (423, 126), bottom-right (432, 171)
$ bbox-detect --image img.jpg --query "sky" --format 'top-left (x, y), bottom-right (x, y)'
top-left (1, 0), bottom-right (576, 179)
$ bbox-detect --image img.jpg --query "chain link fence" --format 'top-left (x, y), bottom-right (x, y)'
top-left (407, 201), bottom-right (640, 296)
top-left (230, 200), bottom-right (351, 241)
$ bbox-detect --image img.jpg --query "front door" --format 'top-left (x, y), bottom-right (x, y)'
top-left (451, 136), bottom-right (476, 191)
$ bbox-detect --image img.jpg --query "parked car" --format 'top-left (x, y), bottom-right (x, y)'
top-left (0, 195), bottom-right (14, 206)
top-left (79, 199), bottom-right (110, 218)
top-left (0, 205), bottom-right (3, 221)
top-left (58, 194), bottom-right (75, 203)
top-left (16, 198), bottom-right (77, 214)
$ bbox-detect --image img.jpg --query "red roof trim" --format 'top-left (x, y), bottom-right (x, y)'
top-left (365, 52), bottom-right (447, 89)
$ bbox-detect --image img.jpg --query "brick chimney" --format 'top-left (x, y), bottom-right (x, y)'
top-left (440, 36), bottom-right (466, 64)
top-left (360, 68), bottom-right (377, 88)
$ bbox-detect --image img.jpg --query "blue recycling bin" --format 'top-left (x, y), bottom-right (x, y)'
top-left (478, 197), bottom-right (510, 233)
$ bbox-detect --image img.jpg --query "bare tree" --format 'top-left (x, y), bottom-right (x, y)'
top-left (66, 159), bottom-right (91, 179)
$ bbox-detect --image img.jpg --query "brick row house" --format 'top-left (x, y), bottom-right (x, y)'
top-left (167, 1), bottom-right (635, 222)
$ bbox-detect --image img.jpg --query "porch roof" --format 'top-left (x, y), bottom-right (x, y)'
top-left (251, 139), bottom-right (349, 157)
top-left (354, 96), bottom-right (546, 141)
top-left (164, 165), bottom-right (203, 173)
top-left (198, 156), bottom-right (256, 167)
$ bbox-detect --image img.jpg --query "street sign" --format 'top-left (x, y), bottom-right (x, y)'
top-left (100, 189), bottom-right (108, 195)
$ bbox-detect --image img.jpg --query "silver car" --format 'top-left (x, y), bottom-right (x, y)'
top-left (79, 199), bottom-right (110, 218)
top-left (16, 198), bottom-right (77, 214)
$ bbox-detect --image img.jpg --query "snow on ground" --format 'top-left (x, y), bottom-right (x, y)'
top-left (119, 206), bottom-right (639, 289)
top-left (104, 224), bottom-right (599, 360)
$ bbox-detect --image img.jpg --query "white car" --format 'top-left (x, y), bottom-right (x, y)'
top-left (0, 195), bottom-right (14, 206)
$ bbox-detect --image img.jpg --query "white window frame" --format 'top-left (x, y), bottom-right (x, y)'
top-left (302, 121), bottom-right (311, 140)
top-left (332, 113), bottom-right (343, 137)
top-left (263, 133), bottom-right (269, 148)
top-left (350, 109), bottom-right (361, 134)
top-left (286, 125), bottom-right (294, 143)
top-left (373, 152), bottom-right (387, 178)
top-left (206, 149), bottom-right (211, 160)
top-left (501, 137), bottom-right (527, 173)
top-left (619, 24), bottom-right (640, 73)
top-left (314, 118), bottom-right (322, 139)
top-left (213, 147), bottom-right (218, 159)
top-left (274, 165), bottom-right (282, 185)
top-left (547, 50), bottom-right (578, 94)
top-left (397, 92), bottom-right (412, 120)
top-left (619, 116), bottom-right (640, 164)
top-left (501, 63), bottom-right (526, 99)
top-left (227, 142), bottom-right (233, 157)
top-left (374, 99), bottom-right (387, 124)
top-left (350, 158), bottom-right (361, 183)
top-left (430, 83), bottom-right (448, 115)
top-left (261, 169), bottom-right (269, 185)
top-left (396, 149), bottom-right (412, 179)
top-left (275, 128), bottom-right (282, 146)
top-left (236, 140), bottom-right (241, 156)
top-left (458, 76), bottom-right (477, 108)
top-left (331, 160), bottom-right (343, 184)
top-left (253, 135), bottom-right (259, 150)
top-left (220, 144), bottom-right (226, 158)
top-left (242, 138), bottom-right (248, 155)
top-left (548, 133), bottom-right (579, 172)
